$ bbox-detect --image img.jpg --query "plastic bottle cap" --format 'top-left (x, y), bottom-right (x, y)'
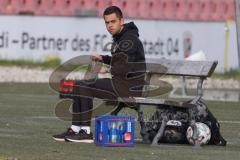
top-left (124, 132), bottom-right (132, 141)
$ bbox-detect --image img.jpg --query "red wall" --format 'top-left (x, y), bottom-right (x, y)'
top-left (0, 0), bottom-right (235, 21)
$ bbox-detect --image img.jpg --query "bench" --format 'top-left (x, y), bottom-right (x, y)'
top-left (110, 58), bottom-right (217, 108)
top-left (107, 58), bottom-right (217, 145)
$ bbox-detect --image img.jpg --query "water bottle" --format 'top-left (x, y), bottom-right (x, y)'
top-left (84, 61), bottom-right (100, 82)
top-left (99, 121), bottom-right (103, 142)
top-left (109, 122), bottom-right (118, 143)
top-left (117, 121), bottom-right (125, 143)
top-left (124, 121), bottom-right (132, 143)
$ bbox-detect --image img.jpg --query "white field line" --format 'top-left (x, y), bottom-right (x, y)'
top-left (30, 116), bottom-right (58, 119)
top-left (219, 120), bottom-right (240, 124)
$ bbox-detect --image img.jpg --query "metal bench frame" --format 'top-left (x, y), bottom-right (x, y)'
top-left (109, 58), bottom-right (218, 145)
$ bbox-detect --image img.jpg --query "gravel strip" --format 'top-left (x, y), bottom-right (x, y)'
top-left (0, 66), bottom-right (239, 89)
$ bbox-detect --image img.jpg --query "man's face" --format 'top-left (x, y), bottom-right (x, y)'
top-left (104, 13), bottom-right (124, 35)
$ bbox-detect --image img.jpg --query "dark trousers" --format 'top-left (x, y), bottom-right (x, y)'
top-left (72, 78), bottom-right (116, 126)
top-left (71, 75), bottom-right (145, 126)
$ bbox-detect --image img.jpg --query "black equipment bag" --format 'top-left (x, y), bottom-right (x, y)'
top-left (141, 100), bottom-right (227, 146)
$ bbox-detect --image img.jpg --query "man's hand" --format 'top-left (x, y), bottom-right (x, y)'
top-left (99, 66), bottom-right (110, 73)
top-left (90, 65), bottom-right (110, 73)
top-left (91, 54), bottom-right (103, 62)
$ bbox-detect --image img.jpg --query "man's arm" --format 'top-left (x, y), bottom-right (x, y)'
top-left (101, 55), bottom-right (112, 65)
top-left (91, 54), bottom-right (112, 65)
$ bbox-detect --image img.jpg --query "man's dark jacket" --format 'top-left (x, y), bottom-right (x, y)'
top-left (101, 22), bottom-right (146, 97)
top-left (102, 22), bottom-right (146, 77)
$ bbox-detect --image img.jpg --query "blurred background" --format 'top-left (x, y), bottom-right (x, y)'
top-left (0, 0), bottom-right (238, 71)
top-left (0, 0), bottom-right (239, 101)
top-left (0, 0), bottom-right (240, 101)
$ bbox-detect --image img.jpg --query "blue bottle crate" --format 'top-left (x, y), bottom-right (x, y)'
top-left (94, 115), bottom-right (135, 147)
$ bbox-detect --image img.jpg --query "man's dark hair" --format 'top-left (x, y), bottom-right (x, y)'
top-left (103, 6), bottom-right (123, 18)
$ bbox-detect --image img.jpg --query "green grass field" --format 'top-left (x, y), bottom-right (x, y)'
top-left (0, 83), bottom-right (240, 160)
